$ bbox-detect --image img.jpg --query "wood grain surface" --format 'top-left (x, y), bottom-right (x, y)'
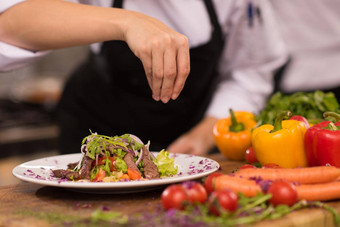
top-left (1, 153), bottom-right (340, 227)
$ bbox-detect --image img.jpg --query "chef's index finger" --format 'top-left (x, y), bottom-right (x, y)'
top-left (172, 39), bottom-right (190, 100)
top-left (151, 46), bottom-right (164, 102)
top-left (159, 47), bottom-right (177, 103)
top-left (140, 53), bottom-right (153, 93)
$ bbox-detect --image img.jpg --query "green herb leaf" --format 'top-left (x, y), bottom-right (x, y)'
top-left (256, 91), bottom-right (340, 126)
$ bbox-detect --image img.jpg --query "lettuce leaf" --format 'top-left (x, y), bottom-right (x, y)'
top-left (115, 157), bottom-right (127, 173)
top-left (153, 150), bottom-right (178, 177)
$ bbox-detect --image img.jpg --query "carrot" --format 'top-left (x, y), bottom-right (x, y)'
top-left (214, 171), bottom-right (340, 202)
top-left (214, 174), bottom-right (262, 197)
top-left (119, 173), bottom-right (130, 181)
top-left (296, 181), bottom-right (340, 201)
top-left (234, 166), bottom-right (340, 184)
top-left (127, 168), bottom-right (142, 180)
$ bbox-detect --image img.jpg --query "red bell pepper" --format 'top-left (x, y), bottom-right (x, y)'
top-left (304, 112), bottom-right (340, 167)
top-left (290, 115), bottom-right (310, 129)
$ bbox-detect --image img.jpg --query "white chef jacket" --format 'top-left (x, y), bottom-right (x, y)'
top-left (271, 0), bottom-right (340, 92)
top-left (0, 0), bottom-right (288, 119)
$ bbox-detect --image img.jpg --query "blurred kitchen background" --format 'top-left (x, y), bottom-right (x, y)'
top-left (0, 46), bottom-right (89, 185)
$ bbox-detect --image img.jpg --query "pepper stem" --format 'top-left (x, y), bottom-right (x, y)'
top-left (323, 112), bottom-right (340, 122)
top-left (327, 122), bottom-right (338, 131)
top-left (272, 111), bottom-right (292, 133)
top-left (229, 108), bottom-right (245, 132)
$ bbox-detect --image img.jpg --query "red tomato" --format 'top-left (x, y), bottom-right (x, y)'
top-left (92, 168), bottom-right (106, 182)
top-left (161, 185), bottom-right (189, 210)
top-left (208, 190), bottom-right (238, 216)
top-left (245, 147), bottom-right (258, 164)
top-left (181, 181), bottom-right (207, 204)
top-left (267, 181), bottom-right (297, 207)
top-left (204, 172), bottom-right (223, 194)
top-left (239, 164), bottom-right (257, 169)
top-left (127, 168), bottom-right (141, 180)
top-left (262, 163), bottom-right (283, 169)
top-left (96, 156), bottom-right (116, 171)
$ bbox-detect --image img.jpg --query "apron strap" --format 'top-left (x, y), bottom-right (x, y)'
top-left (113, 0), bottom-right (123, 8)
top-left (203, 0), bottom-right (222, 39)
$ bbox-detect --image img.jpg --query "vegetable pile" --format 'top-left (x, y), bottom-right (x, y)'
top-left (159, 171), bottom-right (340, 226)
top-left (213, 91), bottom-right (340, 168)
top-left (207, 91), bottom-right (340, 225)
top-left (52, 132), bottom-right (178, 182)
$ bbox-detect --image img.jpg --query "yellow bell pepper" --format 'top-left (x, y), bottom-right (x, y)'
top-left (251, 111), bottom-right (308, 168)
top-left (213, 109), bottom-right (257, 161)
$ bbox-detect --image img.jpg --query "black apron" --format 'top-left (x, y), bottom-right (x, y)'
top-left (57, 0), bottom-right (225, 153)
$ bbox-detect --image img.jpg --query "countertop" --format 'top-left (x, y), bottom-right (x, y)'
top-left (1, 153), bottom-right (340, 227)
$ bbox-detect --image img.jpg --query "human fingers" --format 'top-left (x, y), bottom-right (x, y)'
top-left (160, 44), bottom-right (177, 103)
top-left (139, 50), bottom-right (153, 94)
top-left (151, 41), bottom-right (164, 102)
top-left (172, 37), bottom-right (190, 100)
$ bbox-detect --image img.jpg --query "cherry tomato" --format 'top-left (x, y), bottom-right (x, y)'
top-left (239, 164), bottom-right (257, 169)
top-left (96, 156), bottom-right (116, 171)
top-left (262, 163), bottom-right (283, 169)
top-left (92, 168), bottom-right (106, 182)
top-left (97, 156), bottom-right (114, 165)
top-left (245, 147), bottom-right (258, 164)
top-left (182, 181), bottom-right (207, 204)
top-left (204, 172), bottom-right (223, 194)
top-left (161, 185), bottom-right (188, 210)
top-left (208, 190), bottom-right (238, 216)
top-left (267, 180), bottom-right (297, 207)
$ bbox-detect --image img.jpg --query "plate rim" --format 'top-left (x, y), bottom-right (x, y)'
top-left (12, 152), bottom-right (220, 192)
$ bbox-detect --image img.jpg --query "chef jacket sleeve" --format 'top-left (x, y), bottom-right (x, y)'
top-left (0, 0), bottom-right (53, 72)
top-left (0, 42), bottom-right (51, 72)
top-left (206, 0), bottom-right (289, 119)
top-left (0, 0), bottom-right (23, 12)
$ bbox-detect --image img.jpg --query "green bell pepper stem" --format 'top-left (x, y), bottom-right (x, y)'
top-left (325, 122), bottom-right (339, 131)
top-left (323, 112), bottom-right (340, 122)
top-left (272, 111), bottom-right (292, 133)
top-left (229, 108), bottom-right (245, 132)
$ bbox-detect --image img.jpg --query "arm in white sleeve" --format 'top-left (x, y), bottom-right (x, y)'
top-left (0, 0), bottom-right (99, 72)
top-left (0, 0), bottom-right (51, 71)
top-left (0, 42), bottom-right (50, 72)
top-left (206, 0), bottom-right (288, 119)
top-left (0, 0), bottom-right (23, 12)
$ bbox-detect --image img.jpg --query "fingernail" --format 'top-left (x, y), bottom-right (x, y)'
top-left (153, 95), bottom-right (160, 101)
top-left (161, 96), bottom-right (170, 103)
top-left (171, 92), bottom-right (179, 100)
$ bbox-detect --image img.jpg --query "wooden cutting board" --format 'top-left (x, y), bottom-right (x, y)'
top-left (0, 153), bottom-right (339, 227)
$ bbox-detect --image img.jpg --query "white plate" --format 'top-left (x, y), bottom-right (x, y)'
top-left (12, 153), bottom-right (219, 194)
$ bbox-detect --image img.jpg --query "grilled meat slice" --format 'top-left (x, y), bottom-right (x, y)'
top-left (67, 162), bottom-right (79, 170)
top-left (142, 146), bottom-right (159, 179)
top-left (65, 171), bottom-right (80, 180)
top-left (52, 169), bottom-right (67, 178)
top-left (124, 152), bottom-right (141, 174)
top-left (79, 156), bottom-right (94, 179)
top-left (52, 169), bottom-right (80, 180)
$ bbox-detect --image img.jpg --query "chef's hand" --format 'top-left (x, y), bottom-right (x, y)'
top-left (167, 116), bottom-right (218, 155)
top-left (0, 1), bottom-right (190, 103)
top-left (123, 12), bottom-right (190, 103)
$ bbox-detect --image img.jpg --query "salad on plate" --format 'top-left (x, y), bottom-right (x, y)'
top-left (52, 132), bottom-right (178, 182)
